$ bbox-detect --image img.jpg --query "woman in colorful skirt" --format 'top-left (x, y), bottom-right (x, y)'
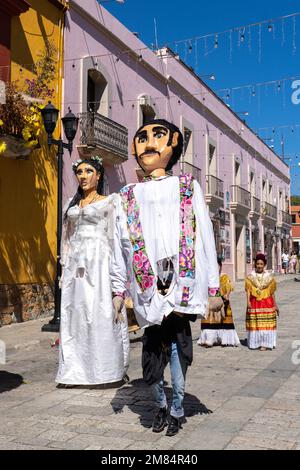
top-left (198, 258), bottom-right (240, 347)
top-left (245, 253), bottom-right (279, 351)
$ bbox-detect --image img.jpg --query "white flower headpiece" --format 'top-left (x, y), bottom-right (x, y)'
top-left (72, 155), bottom-right (103, 172)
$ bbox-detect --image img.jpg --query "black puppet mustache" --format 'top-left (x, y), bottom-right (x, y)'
top-left (139, 150), bottom-right (160, 158)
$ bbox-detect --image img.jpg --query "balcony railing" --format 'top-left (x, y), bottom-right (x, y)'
top-left (262, 202), bottom-right (277, 220)
top-left (182, 162), bottom-right (201, 183)
top-left (230, 185), bottom-right (251, 208)
top-left (251, 196), bottom-right (261, 214)
top-left (281, 210), bottom-right (292, 225)
top-left (206, 175), bottom-right (224, 198)
top-left (78, 112), bottom-right (128, 162)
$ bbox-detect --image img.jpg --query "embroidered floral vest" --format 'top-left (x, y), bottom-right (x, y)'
top-left (120, 174), bottom-right (196, 306)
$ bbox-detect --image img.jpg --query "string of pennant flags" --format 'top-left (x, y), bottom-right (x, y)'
top-left (217, 74), bottom-right (300, 98)
top-left (2, 67), bottom-right (300, 146)
top-left (1, 59), bottom-right (299, 109)
top-left (0, 11), bottom-right (299, 105)
top-left (172, 11), bottom-right (299, 68)
top-left (0, 12), bottom-right (299, 172)
top-left (0, 12), bottom-right (298, 71)
top-left (172, 12), bottom-right (300, 46)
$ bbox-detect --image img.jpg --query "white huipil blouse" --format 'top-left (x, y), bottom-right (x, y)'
top-left (56, 194), bottom-right (129, 385)
top-left (110, 175), bottom-right (220, 327)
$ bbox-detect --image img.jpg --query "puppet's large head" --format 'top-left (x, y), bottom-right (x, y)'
top-left (132, 119), bottom-right (183, 174)
top-left (72, 156), bottom-right (104, 195)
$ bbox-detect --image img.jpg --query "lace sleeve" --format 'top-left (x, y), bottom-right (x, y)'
top-left (110, 193), bottom-right (128, 295)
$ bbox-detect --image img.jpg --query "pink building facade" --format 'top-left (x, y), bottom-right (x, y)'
top-left (63, 0), bottom-right (292, 281)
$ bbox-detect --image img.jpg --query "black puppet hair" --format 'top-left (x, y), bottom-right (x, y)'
top-left (133, 119), bottom-right (184, 171)
top-left (64, 157), bottom-right (105, 220)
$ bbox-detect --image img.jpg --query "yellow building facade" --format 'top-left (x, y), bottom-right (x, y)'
top-left (0, 0), bottom-right (67, 324)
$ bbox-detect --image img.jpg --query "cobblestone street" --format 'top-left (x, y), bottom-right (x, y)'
top-left (0, 275), bottom-right (300, 450)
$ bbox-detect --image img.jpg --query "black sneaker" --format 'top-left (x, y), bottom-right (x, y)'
top-left (152, 407), bottom-right (168, 433)
top-left (165, 416), bottom-right (182, 437)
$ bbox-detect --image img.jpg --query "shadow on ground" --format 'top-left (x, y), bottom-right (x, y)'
top-left (0, 370), bottom-right (24, 393)
top-left (110, 378), bottom-right (213, 428)
top-left (56, 377), bottom-right (128, 390)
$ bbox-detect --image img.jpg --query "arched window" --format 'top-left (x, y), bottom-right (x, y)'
top-left (82, 57), bottom-right (112, 118)
top-left (87, 68), bottom-right (108, 116)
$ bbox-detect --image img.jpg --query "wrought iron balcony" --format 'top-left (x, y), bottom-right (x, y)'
top-left (77, 112), bottom-right (128, 164)
top-left (230, 185), bottom-right (251, 216)
top-left (251, 196), bottom-right (261, 214)
top-left (262, 201), bottom-right (277, 220)
top-left (281, 210), bottom-right (292, 225)
top-left (205, 174), bottom-right (224, 210)
top-left (206, 175), bottom-right (224, 198)
top-left (182, 161), bottom-right (201, 184)
top-left (230, 185), bottom-right (251, 207)
top-left (249, 195), bottom-right (261, 220)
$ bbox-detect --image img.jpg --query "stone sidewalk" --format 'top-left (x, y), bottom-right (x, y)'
top-left (0, 274), bottom-right (299, 450)
top-left (0, 273), bottom-right (296, 354)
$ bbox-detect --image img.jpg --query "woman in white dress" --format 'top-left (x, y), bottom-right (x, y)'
top-left (56, 156), bottom-right (129, 386)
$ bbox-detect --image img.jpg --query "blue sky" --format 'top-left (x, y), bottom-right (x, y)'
top-left (102, 0), bottom-right (300, 195)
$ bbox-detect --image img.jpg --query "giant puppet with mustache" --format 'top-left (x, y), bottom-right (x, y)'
top-left (110, 119), bottom-right (223, 436)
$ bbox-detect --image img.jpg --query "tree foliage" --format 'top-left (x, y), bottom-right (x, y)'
top-left (291, 196), bottom-right (300, 206)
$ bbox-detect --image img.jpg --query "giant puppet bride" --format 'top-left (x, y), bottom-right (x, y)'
top-left (55, 156), bottom-right (129, 386)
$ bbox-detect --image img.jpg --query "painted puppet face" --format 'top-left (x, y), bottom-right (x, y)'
top-left (132, 124), bottom-right (178, 174)
top-left (75, 163), bottom-right (99, 191)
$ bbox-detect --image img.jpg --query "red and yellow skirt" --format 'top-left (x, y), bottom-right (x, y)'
top-left (246, 296), bottom-right (277, 332)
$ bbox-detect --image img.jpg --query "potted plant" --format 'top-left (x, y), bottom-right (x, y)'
top-left (0, 42), bottom-right (56, 158)
top-left (0, 83), bottom-right (44, 158)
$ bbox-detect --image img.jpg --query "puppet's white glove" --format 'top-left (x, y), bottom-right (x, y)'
top-left (112, 295), bottom-right (125, 323)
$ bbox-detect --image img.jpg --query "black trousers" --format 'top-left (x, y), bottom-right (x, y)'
top-left (142, 312), bottom-right (194, 386)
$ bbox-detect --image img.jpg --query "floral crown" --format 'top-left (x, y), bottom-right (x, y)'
top-left (72, 155), bottom-right (103, 173)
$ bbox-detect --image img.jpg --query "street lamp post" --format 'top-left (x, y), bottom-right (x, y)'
top-left (41, 102), bottom-right (78, 332)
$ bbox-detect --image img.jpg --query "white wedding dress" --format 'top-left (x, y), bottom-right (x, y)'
top-left (55, 194), bottom-right (129, 385)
